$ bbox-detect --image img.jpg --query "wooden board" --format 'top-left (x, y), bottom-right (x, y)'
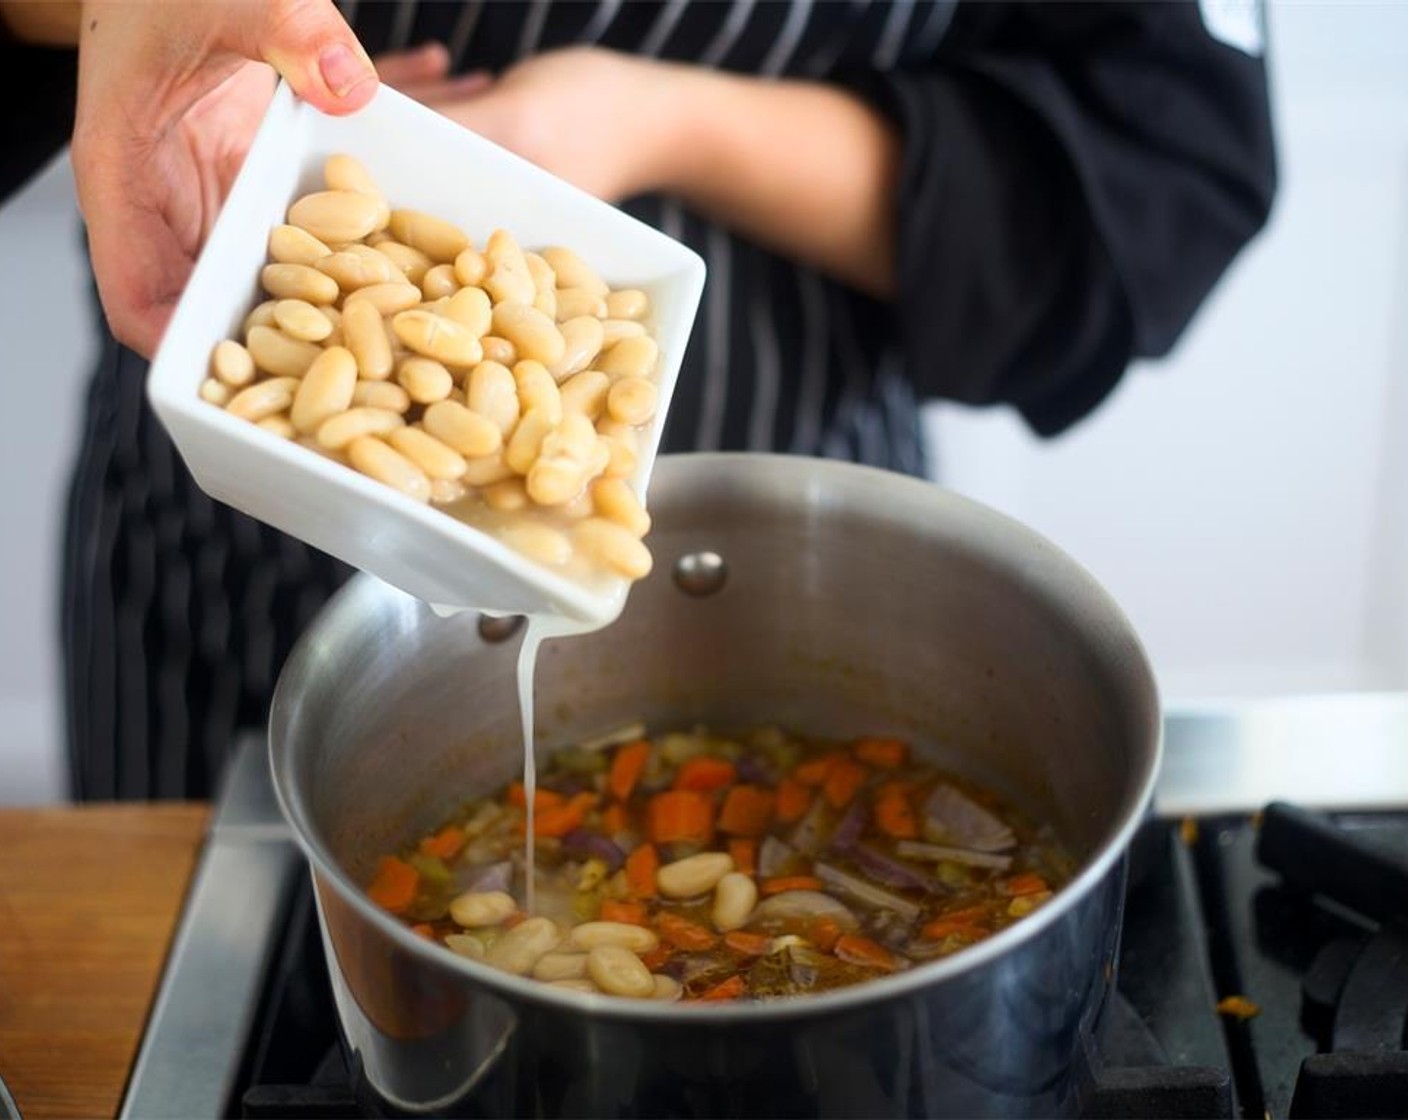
top-left (0, 805), bottom-right (209, 1120)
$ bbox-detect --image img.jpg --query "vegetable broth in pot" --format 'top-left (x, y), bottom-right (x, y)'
top-left (270, 453), bottom-right (1161, 1117)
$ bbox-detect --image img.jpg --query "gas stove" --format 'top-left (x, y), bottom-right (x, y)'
top-left (119, 695), bottom-right (1408, 1119)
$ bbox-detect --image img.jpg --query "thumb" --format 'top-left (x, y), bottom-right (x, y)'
top-left (245, 0), bottom-right (378, 115)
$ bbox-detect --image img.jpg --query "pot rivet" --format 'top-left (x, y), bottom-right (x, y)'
top-left (478, 614), bottom-right (525, 643)
top-left (673, 551), bottom-right (727, 597)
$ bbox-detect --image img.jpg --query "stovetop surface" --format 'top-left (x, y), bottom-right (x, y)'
top-left (227, 811), bottom-right (1408, 1119)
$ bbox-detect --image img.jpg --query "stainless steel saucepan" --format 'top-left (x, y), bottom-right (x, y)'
top-left (270, 453), bottom-right (1161, 1117)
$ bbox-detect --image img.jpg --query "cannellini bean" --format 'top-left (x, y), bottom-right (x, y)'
top-left (291, 346), bottom-right (358, 433)
top-left (461, 452), bottom-right (516, 487)
top-left (261, 262), bottom-right (338, 305)
top-left (199, 379), bottom-right (231, 405)
top-left (453, 247), bottom-right (487, 288)
top-left (374, 240), bottom-right (434, 286)
top-left (257, 413), bottom-right (294, 439)
top-left (347, 437), bottom-right (431, 502)
top-left (532, 952), bottom-right (590, 981)
top-left (343, 298), bottom-right (394, 380)
top-left (533, 288), bottom-right (557, 320)
top-left (269, 224), bottom-right (331, 266)
top-left (591, 478), bottom-right (650, 537)
top-left (421, 263), bottom-right (459, 301)
top-left (316, 407), bottom-right (404, 450)
top-left (445, 933), bottom-right (486, 960)
top-left (513, 361), bottom-right (563, 423)
top-left (548, 979), bottom-right (600, 994)
top-left (422, 400), bottom-right (502, 457)
top-left (569, 922), bottom-right (660, 953)
top-left (549, 316), bottom-right (606, 381)
top-left (243, 300), bottom-right (279, 335)
top-left (542, 247), bottom-right (607, 295)
top-left (274, 299), bottom-right (333, 342)
top-left (351, 380), bottom-right (412, 413)
top-left (448, 889), bottom-right (517, 928)
top-left (485, 916), bottom-right (560, 976)
top-left (505, 410), bottom-right (556, 476)
top-left (480, 336), bottom-right (518, 367)
top-left (499, 521), bottom-right (573, 566)
top-left (606, 289), bottom-right (649, 320)
top-left (388, 426), bottom-right (468, 480)
top-left (343, 282), bottom-right (421, 316)
top-left (559, 370), bottom-right (610, 420)
top-left (540, 412), bottom-right (597, 463)
top-left (652, 974), bottom-right (683, 1002)
top-left (389, 209), bottom-right (470, 263)
top-left (431, 477), bottom-right (468, 505)
top-left (574, 519), bottom-right (652, 578)
top-left (601, 318), bottom-right (647, 347)
top-left (598, 336), bottom-right (659, 380)
top-left (483, 229), bottom-right (536, 306)
top-left (211, 339), bottom-right (256, 387)
top-left (482, 478), bottom-right (529, 512)
top-left (657, 852), bottom-right (734, 899)
top-left (246, 326), bottom-right (322, 378)
top-left (606, 377), bottom-right (659, 426)
top-left (226, 377), bottom-right (299, 422)
top-left (555, 287), bottom-right (608, 322)
top-left (586, 945), bottom-right (654, 998)
top-left (446, 286), bottom-right (492, 338)
top-left (600, 434), bottom-right (638, 480)
top-left (392, 311), bottom-right (484, 368)
top-left (712, 872), bottom-right (759, 932)
top-left (321, 305), bottom-right (343, 346)
top-left (316, 248), bottom-right (396, 291)
top-left (322, 154), bottom-right (389, 230)
top-left (467, 361), bottom-right (520, 435)
top-left (524, 252), bottom-right (556, 294)
top-left (397, 356), bottom-right (454, 404)
top-left (288, 190), bottom-right (383, 244)
top-left (491, 303), bottom-right (565, 367)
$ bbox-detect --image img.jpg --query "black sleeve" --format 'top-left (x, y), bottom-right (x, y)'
top-left (847, 1), bottom-right (1277, 435)
top-left (0, 28), bottom-right (78, 204)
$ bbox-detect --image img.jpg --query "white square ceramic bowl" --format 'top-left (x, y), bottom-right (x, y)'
top-left (148, 81), bottom-right (705, 623)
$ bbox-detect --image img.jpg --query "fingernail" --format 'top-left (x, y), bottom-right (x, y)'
top-left (320, 43), bottom-right (374, 98)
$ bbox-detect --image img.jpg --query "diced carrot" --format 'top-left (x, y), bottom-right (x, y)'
top-left (718, 785), bottom-right (776, 837)
top-left (874, 791), bottom-right (918, 839)
top-left (656, 911), bottom-right (720, 951)
top-left (608, 739), bottom-right (651, 802)
top-left (927, 904), bottom-right (988, 926)
top-left (723, 930), bottom-right (773, 957)
top-left (602, 802), bottom-right (629, 836)
top-left (640, 944), bottom-right (674, 971)
top-left (418, 825), bottom-right (466, 861)
top-left (533, 791), bottom-right (598, 837)
top-left (776, 778), bottom-right (813, 823)
top-left (646, 790), bottom-right (715, 845)
top-left (673, 755), bottom-right (737, 793)
top-left (600, 899), bottom-right (650, 926)
top-left (410, 922), bottom-right (436, 940)
top-left (1004, 873), bottom-right (1050, 897)
top-left (808, 916), bottom-right (846, 953)
top-left (793, 752), bottom-right (843, 787)
top-left (697, 975), bottom-right (746, 1002)
top-left (853, 738), bottom-right (908, 769)
top-left (507, 782), bottom-right (565, 812)
top-left (367, 856), bottom-right (420, 915)
top-left (834, 934), bottom-right (902, 973)
top-left (920, 918), bottom-right (985, 941)
top-left (760, 875), bottom-right (824, 895)
top-left (625, 843), bottom-right (660, 898)
top-left (823, 760), bottom-right (869, 808)
top-left (728, 838), bottom-right (758, 877)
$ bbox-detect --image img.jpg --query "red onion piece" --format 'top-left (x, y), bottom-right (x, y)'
top-left (759, 836), bottom-right (797, 878)
top-left (829, 801), bottom-right (867, 853)
top-left (466, 860), bottom-right (512, 895)
top-left (560, 829), bottom-right (625, 871)
top-left (922, 784), bottom-right (1016, 852)
top-left (813, 862), bottom-right (922, 923)
top-left (851, 845), bottom-right (945, 895)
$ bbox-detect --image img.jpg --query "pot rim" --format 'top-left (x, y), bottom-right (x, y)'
top-left (271, 452), bottom-right (1163, 1023)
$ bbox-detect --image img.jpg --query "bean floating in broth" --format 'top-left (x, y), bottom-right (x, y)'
top-left (367, 728), bottom-right (1075, 1001)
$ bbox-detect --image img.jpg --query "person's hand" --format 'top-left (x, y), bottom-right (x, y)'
top-left (386, 46), bottom-right (691, 204)
top-left (72, 0), bottom-right (380, 357)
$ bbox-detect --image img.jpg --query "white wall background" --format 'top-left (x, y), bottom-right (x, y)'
top-left (1, 2), bottom-right (1405, 805)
